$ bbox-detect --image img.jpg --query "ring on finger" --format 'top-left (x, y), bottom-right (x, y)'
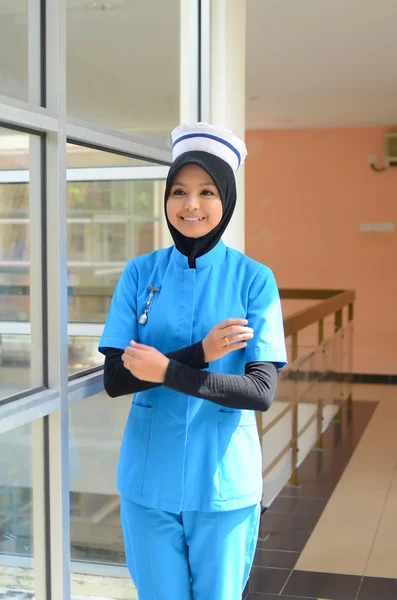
top-left (224, 336), bottom-right (230, 346)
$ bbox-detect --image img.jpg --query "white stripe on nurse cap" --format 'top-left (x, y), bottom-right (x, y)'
top-left (171, 122), bottom-right (247, 174)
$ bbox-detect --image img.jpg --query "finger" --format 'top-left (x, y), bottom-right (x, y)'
top-left (222, 325), bottom-right (254, 337)
top-left (224, 342), bottom-right (248, 353)
top-left (130, 340), bottom-right (152, 351)
top-left (213, 327), bottom-right (252, 346)
top-left (218, 318), bottom-right (248, 330)
top-left (124, 347), bottom-right (136, 357)
top-left (228, 332), bottom-right (254, 344)
top-left (222, 332), bottom-right (252, 348)
top-left (122, 356), bottom-right (132, 369)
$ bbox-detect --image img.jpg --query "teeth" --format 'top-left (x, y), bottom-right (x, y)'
top-left (182, 217), bottom-right (203, 221)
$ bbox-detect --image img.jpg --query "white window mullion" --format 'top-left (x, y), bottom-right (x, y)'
top-left (28, 0), bottom-right (42, 106)
top-left (0, 165), bottom-right (170, 184)
top-left (0, 95), bottom-right (59, 132)
top-left (66, 117), bottom-right (172, 165)
top-left (46, 0), bottom-right (71, 598)
top-left (29, 134), bottom-right (44, 390)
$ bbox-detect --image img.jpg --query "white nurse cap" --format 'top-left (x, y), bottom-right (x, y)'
top-left (171, 122), bottom-right (247, 174)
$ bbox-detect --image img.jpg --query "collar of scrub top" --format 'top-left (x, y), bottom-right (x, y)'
top-left (171, 238), bottom-right (227, 270)
top-left (166, 123), bottom-right (247, 269)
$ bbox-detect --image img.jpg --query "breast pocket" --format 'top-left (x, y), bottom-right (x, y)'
top-left (217, 411), bottom-right (262, 501)
top-left (117, 404), bottom-right (153, 496)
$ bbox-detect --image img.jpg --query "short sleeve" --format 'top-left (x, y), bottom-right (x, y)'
top-left (245, 267), bottom-right (287, 368)
top-left (98, 261), bottom-right (138, 355)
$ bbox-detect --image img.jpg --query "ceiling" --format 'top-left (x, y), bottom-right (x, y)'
top-left (246, 0), bottom-right (397, 129)
top-left (0, 0), bottom-right (396, 138)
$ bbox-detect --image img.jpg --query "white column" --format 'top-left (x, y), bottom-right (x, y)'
top-left (180, 0), bottom-right (199, 124)
top-left (209, 0), bottom-right (247, 253)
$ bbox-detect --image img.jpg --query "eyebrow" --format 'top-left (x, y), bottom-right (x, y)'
top-left (171, 181), bottom-right (216, 186)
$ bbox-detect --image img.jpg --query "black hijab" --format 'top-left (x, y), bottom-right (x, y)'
top-left (164, 151), bottom-right (236, 268)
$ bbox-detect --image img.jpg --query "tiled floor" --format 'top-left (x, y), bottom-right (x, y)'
top-left (3, 386), bottom-right (397, 600)
top-left (245, 393), bottom-right (397, 600)
top-left (296, 395), bottom-right (397, 578)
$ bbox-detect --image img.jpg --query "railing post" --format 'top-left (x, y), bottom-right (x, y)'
top-left (347, 303), bottom-right (354, 409)
top-left (334, 309), bottom-right (343, 332)
top-left (318, 318), bottom-right (324, 345)
top-left (348, 302), bottom-right (354, 323)
top-left (292, 332), bottom-right (298, 363)
top-left (290, 334), bottom-right (299, 486)
top-left (317, 319), bottom-right (324, 449)
top-left (334, 310), bottom-right (344, 422)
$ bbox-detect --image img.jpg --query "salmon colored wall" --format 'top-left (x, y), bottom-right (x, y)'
top-left (245, 128), bottom-right (397, 375)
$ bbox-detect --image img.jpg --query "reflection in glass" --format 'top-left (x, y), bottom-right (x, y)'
top-left (66, 0), bottom-right (180, 143)
top-left (66, 145), bottom-right (166, 375)
top-left (69, 392), bottom-right (130, 565)
top-left (66, 144), bottom-right (153, 169)
top-left (0, 128), bottom-right (35, 400)
top-left (0, 1), bottom-right (29, 102)
top-left (0, 422), bottom-right (34, 593)
top-left (261, 327), bottom-right (352, 506)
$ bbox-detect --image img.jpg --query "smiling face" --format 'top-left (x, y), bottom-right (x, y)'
top-left (166, 164), bottom-right (223, 238)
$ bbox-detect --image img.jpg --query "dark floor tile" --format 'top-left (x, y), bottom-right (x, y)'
top-left (268, 495), bottom-right (327, 516)
top-left (358, 576), bottom-right (397, 600)
top-left (279, 482), bottom-right (336, 500)
top-left (257, 530), bottom-right (310, 552)
top-left (242, 580), bottom-right (249, 599)
top-left (249, 566), bottom-right (291, 595)
top-left (283, 570), bottom-right (361, 600)
top-left (254, 548), bottom-right (299, 569)
top-left (260, 511), bottom-right (319, 533)
top-left (247, 594), bottom-right (312, 600)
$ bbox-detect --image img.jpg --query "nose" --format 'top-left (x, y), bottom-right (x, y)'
top-left (183, 193), bottom-right (200, 210)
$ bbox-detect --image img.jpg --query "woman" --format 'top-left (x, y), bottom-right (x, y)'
top-left (99, 123), bottom-right (287, 600)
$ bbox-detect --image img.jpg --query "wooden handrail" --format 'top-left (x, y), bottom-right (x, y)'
top-left (1, 285), bottom-right (355, 306)
top-left (283, 290), bottom-right (356, 337)
top-left (1, 287), bottom-right (356, 340)
top-left (279, 289), bottom-right (344, 300)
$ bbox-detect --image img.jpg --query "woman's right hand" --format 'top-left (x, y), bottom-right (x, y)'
top-left (202, 318), bottom-right (254, 363)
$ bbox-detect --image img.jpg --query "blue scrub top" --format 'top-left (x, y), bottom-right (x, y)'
top-left (99, 240), bottom-right (287, 514)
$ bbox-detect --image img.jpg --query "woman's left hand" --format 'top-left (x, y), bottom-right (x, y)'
top-left (122, 341), bottom-right (170, 383)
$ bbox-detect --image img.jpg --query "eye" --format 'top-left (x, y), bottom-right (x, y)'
top-left (172, 188), bottom-right (185, 195)
top-left (201, 189), bottom-right (215, 196)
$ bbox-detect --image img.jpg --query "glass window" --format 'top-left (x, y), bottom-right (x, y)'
top-left (66, 0), bottom-right (180, 146)
top-left (69, 392), bottom-right (129, 569)
top-left (0, 128), bottom-right (42, 401)
top-left (0, 1), bottom-right (29, 102)
top-left (0, 422), bottom-right (35, 595)
top-left (66, 144), bottom-right (168, 376)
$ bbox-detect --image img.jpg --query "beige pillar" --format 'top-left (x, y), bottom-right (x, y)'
top-left (179, 0), bottom-right (247, 253)
top-left (210, 0), bottom-right (246, 253)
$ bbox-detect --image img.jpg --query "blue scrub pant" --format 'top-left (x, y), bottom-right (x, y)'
top-left (120, 497), bottom-right (260, 600)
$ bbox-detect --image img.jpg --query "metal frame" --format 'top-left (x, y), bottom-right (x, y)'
top-left (67, 118), bottom-right (172, 165)
top-left (0, 389), bottom-right (60, 434)
top-left (0, 165), bottom-right (170, 183)
top-left (0, 0), bottom-right (202, 598)
top-left (0, 98), bottom-right (59, 132)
